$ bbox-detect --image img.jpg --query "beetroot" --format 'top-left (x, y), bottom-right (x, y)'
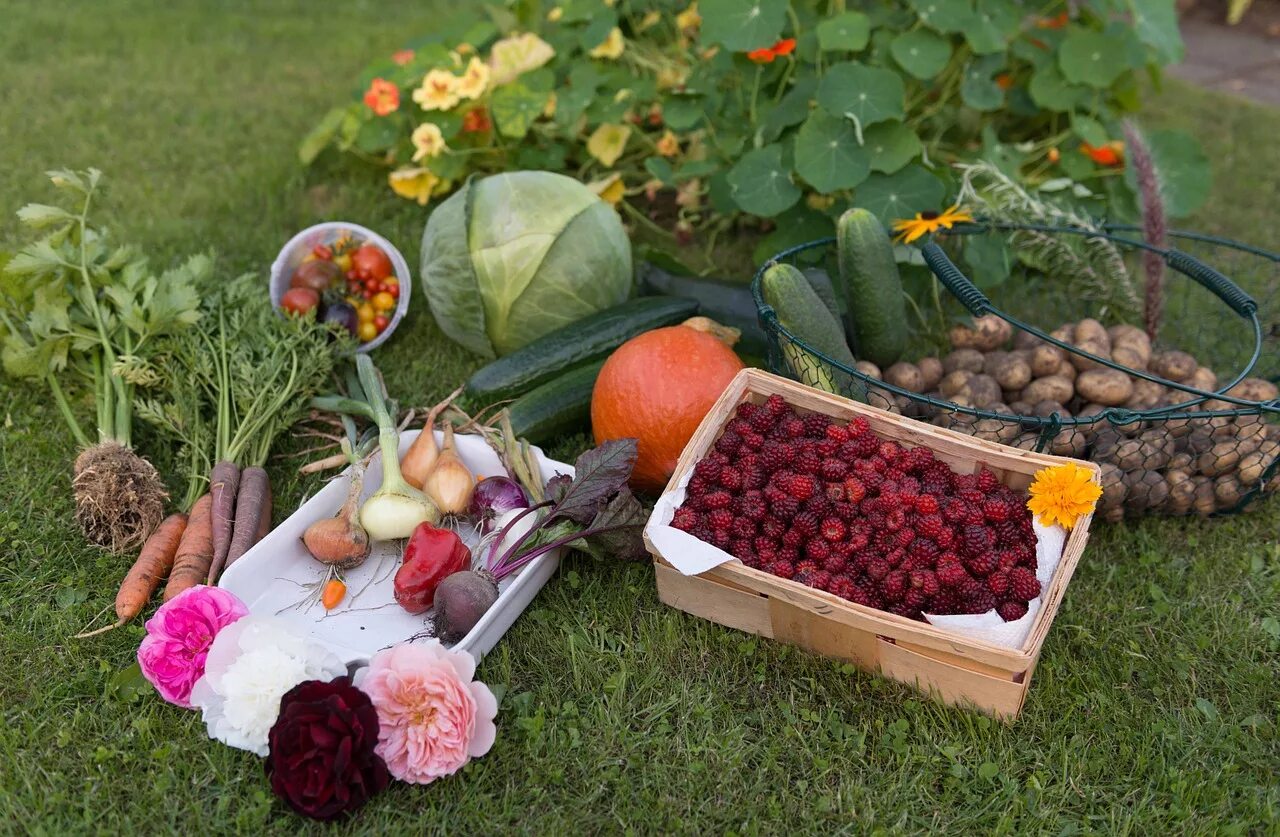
top-left (432, 570), bottom-right (499, 641)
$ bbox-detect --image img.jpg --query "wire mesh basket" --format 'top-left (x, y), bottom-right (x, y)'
top-left (752, 223), bottom-right (1280, 520)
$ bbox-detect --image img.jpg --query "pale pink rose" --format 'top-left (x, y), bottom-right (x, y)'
top-left (355, 642), bottom-right (498, 784)
top-left (137, 585), bottom-right (249, 708)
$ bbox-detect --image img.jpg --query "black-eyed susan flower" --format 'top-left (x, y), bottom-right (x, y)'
top-left (891, 204), bottom-right (974, 243)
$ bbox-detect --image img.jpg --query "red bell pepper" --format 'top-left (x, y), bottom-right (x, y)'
top-left (394, 523), bottom-right (471, 614)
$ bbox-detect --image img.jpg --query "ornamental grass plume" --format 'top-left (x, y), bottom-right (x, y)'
top-left (1123, 120), bottom-right (1167, 342)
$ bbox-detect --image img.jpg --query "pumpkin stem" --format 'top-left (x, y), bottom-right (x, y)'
top-left (682, 316), bottom-right (741, 348)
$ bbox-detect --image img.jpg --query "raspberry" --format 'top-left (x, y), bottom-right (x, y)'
top-left (729, 538), bottom-right (754, 559)
top-left (769, 560), bottom-right (796, 580)
top-left (995, 549), bottom-right (1020, 572)
top-left (710, 528), bottom-right (731, 549)
top-left (902, 445), bottom-right (935, 474)
top-left (962, 524), bottom-right (994, 556)
top-left (930, 591), bottom-right (958, 614)
top-left (740, 431), bottom-right (765, 451)
top-left (894, 527), bottom-right (915, 548)
top-left (998, 600), bottom-right (1029, 621)
top-left (786, 473), bottom-right (817, 501)
top-left (771, 496), bottom-right (800, 521)
top-left (820, 517), bottom-right (846, 542)
top-left (935, 527), bottom-right (955, 549)
top-left (804, 493), bottom-right (833, 517)
top-left (958, 488), bottom-right (985, 507)
top-left (759, 442), bottom-right (794, 472)
top-left (961, 588), bottom-right (996, 614)
top-left (1008, 566), bottom-right (1041, 600)
top-left (964, 552), bottom-right (997, 578)
top-left (731, 517), bottom-right (757, 540)
top-left (754, 534), bottom-right (776, 554)
top-left (850, 433), bottom-right (879, 457)
top-left (793, 447), bottom-right (821, 475)
top-left (826, 424), bottom-right (851, 443)
top-left (976, 468), bottom-right (1001, 493)
top-left (700, 490), bottom-right (733, 512)
top-left (739, 551), bottom-right (763, 569)
top-left (792, 512), bottom-right (819, 537)
top-left (671, 507), bottom-right (700, 531)
top-left (780, 417), bottom-right (806, 439)
top-left (921, 476), bottom-right (951, 497)
top-left (742, 465), bottom-right (767, 490)
top-left (706, 508), bottom-right (733, 530)
top-left (877, 440), bottom-right (903, 462)
top-left (848, 416), bottom-right (870, 436)
top-left (829, 576), bottom-right (856, 600)
top-left (986, 571), bottom-right (1010, 597)
top-left (777, 546), bottom-right (799, 564)
top-left (886, 508), bottom-right (907, 531)
top-left (764, 394), bottom-right (788, 416)
top-left (803, 413), bottom-right (831, 437)
top-left (795, 559), bottom-right (818, 575)
top-left (907, 537), bottom-right (938, 563)
top-left (782, 529), bottom-right (803, 549)
top-left (726, 417), bottom-right (752, 436)
top-left (805, 539), bottom-right (831, 562)
top-left (903, 587), bottom-right (929, 611)
top-left (866, 557), bottom-right (891, 581)
top-left (795, 567), bottom-right (831, 590)
top-left (834, 502), bottom-right (860, 523)
top-left (951, 473), bottom-right (977, 492)
top-left (936, 561), bottom-right (970, 590)
top-left (761, 516), bottom-right (786, 539)
top-left (825, 482), bottom-right (845, 503)
top-left (993, 519), bottom-right (1023, 545)
top-left (705, 449), bottom-right (729, 466)
top-left (714, 431), bottom-right (741, 456)
top-left (843, 477), bottom-right (867, 503)
top-left (914, 494), bottom-right (940, 515)
top-left (942, 498), bottom-right (969, 523)
top-left (718, 468), bottom-right (743, 492)
top-left (910, 569), bottom-right (940, 596)
top-left (881, 570), bottom-right (908, 602)
top-left (821, 553), bottom-right (848, 575)
top-left (693, 457), bottom-right (723, 483)
top-left (733, 490), bottom-right (766, 518)
top-left (736, 401), bottom-right (761, 422)
top-left (819, 458), bottom-right (847, 481)
top-left (815, 438), bottom-right (838, 458)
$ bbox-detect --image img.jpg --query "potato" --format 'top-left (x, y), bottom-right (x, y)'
top-left (984, 352), bottom-right (1032, 392)
top-left (1124, 378), bottom-right (1165, 411)
top-left (1107, 438), bottom-right (1150, 472)
top-left (1226, 377), bottom-right (1280, 404)
top-left (1009, 431), bottom-right (1043, 451)
top-left (1238, 443), bottom-right (1278, 485)
top-left (1124, 470), bottom-right (1169, 512)
top-left (972, 416), bottom-right (1023, 444)
top-left (1197, 440), bottom-right (1242, 477)
top-left (1136, 429), bottom-right (1175, 470)
top-left (1192, 476), bottom-right (1216, 516)
top-left (1111, 344), bottom-right (1148, 371)
top-left (1150, 350), bottom-right (1196, 382)
top-left (949, 314), bottom-right (1012, 352)
top-left (881, 361), bottom-right (923, 393)
top-left (1076, 369), bottom-right (1134, 407)
top-left (1107, 325), bottom-right (1151, 369)
top-left (942, 348), bottom-right (985, 375)
top-left (1073, 318), bottom-right (1111, 352)
top-left (1164, 469), bottom-right (1196, 515)
top-left (1022, 375), bottom-right (1074, 406)
top-left (1168, 451), bottom-right (1194, 471)
top-left (1214, 475), bottom-right (1243, 510)
top-left (958, 373), bottom-right (1003, 408)
top-left (1049, 323), bottom-right (1075, 344)
top-left (1107, 323), bottom-right (1148, 351)
top-left (854, 360), bottom-right (882, 380)
top-left (1031, 400), bottom-right (1070, 418)
top-left (1008, 400), bottom-right (1033, 416)
top-left (1187, 366), bottom-right (1217, 393)
top-left (1050, 428), bottom-right (1087, 457)
top-left (1013, 329), bottom-right (1042, 350)
top-left (940, 370), bottom-right (974, 398)
top-left (917, 357), bottom-right (943, 391)
top-left (1029, 344), bottom-right (1064, 378)
top-left (1069, 341), bottom-right (1111, 373)
top-left (1057, 359), bottom-right (1078, 382)
top-left (1184, 427), bottom-right (1215, 457)
top-left (1097, 462), bottom-right (1127, 523)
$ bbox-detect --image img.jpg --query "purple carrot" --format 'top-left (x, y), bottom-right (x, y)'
top-left (221, 466), bottom-right (270, 576)
top-left (206, 460), bottom-right (240, 583)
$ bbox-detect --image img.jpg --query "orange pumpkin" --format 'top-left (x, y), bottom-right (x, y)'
top-left (592, 325), bottom-right (744, 492)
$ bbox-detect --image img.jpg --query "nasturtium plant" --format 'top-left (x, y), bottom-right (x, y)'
top-left (302, 0), bottom-right (1206, 251)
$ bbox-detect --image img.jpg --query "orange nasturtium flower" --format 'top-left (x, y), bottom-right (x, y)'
top-left (461, 107), bottom-right (491, 133)
top-left (1036, 11), bottom-right (1070, 29)
top-left (995, 73), bottom-right (1014, 90)
top-left (747, 47), bottom-right (775, 63)
top-left (363, 78), bottom-right (400, 116)
top-left (771, 38), bottom-right (797, 56)
top-left (392, 49), bottom-right (415, 66)
top-left (746, 37), bottom-right (797, 64)
top-left (891, 204), bottom-right (974, 244)
top-left (1081, 141), bottom-right (1124, 167)
top-left (1027, 462), bottom-right (1102, 530)
top-left (1047, 146), bottom-right (1061, 163)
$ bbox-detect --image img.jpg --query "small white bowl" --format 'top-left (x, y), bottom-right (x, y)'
top-left (269, 221), bottom-right (411, 353)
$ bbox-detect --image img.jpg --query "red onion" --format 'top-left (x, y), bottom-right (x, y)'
top-left (469, 476), bottom-right (529, 534)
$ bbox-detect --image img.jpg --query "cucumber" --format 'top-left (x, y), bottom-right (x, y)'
top-left (465, 296), bottom-right (698, 402)
top-left (836, 208), bottom-right (908, 367)
top-left (636, 262), bottom-right (840, 356)
top-left (505, 359), bottom-right (605, 443)
top-left (760, 263), bottom-right (861, 398)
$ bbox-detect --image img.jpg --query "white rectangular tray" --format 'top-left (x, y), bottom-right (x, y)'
top-left (219, 430), bottom-right (571, 667)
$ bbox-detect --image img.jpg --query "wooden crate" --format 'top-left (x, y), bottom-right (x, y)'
top-left (645, 369), bottom-right (1099, 719)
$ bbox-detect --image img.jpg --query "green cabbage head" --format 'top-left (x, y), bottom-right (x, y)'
top-left (420, 171), bottom-right (633, 358)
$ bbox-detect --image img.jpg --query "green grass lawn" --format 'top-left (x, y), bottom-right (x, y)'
top-left (1, 2), bottom-right (1278, 833)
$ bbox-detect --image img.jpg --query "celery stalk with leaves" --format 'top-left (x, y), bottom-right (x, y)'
top-left (0, 169), bottom-right (203, 552)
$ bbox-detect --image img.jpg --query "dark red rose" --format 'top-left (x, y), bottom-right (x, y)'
top-left (265, 676), bottom-right (389, 821)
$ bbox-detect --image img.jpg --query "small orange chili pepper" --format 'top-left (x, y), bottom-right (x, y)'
top-left (322, 578), bottom-right (347, 610)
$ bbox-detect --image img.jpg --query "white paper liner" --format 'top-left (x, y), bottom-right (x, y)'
top-left (644, 473), bottom-right (1068, 650)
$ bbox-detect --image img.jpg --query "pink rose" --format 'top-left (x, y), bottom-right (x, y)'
top-left (356, 642), bottom-right (497, 784)
top-left (137, 585), bottom-right (249, 708)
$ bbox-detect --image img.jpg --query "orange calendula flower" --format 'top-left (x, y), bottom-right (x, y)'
top-left (392, 49), bottom-right (415, 66)
top-left (1026, 463), bottom-right (1102, 530)
top-left (891, 204), bottom-right (974, 243)
top-left (1081, 141), bottom-right (1124, 167)
top-left (1036, 11), bottom-right (1070, 28)
top-left (363, 78), bottom-right (400, 116)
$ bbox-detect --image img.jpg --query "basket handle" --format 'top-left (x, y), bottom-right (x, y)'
top-left (920, 243), bottom-right (990, 316)
top-left (1164, 249), bottom-right (1258, 317)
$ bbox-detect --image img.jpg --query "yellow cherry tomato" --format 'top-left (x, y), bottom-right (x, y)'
top-left (335, 253), bottom-right (353, 273)
top-left (372, 291), bottom-right (396, 312)
top-left (357, 321), bottom-right (378, 342)
top-left (357, 303), bottom-right (375, 323)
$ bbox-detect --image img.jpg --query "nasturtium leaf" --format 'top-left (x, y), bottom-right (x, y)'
top-left (578, 9), bottom-right (619, 51)
top-left (1123, 129), bottom-right (1211, 218)
top-left (960, 54), bottom-right (1006, 111)
top-left (1071, 113), bottom-right (1109, 146)
top-left (761, 78), bottom-right (818, 142)
top-left (793, 110), bottom-right (871, 193)
top-left (1130, 0), bottom-right (1183, 64)
top-left (890, 30), bottom-right (953, 79)
top-left (727, 144), bottom-right (802, 217)
top-left (753, 205), bottom-right (834, 265)
top-left (586, 123), bottom-right (632, 166)
top-left (910, 0), bottom-right (974, 33)
top-left (354, 117), bottom-right (401, 153)
top-left (816, 12), bottom-right (871, 52)
top-left (490, 83), bottom-right (548, 139)
top-left (699, 0), bottom-right (787, 52)
top-left (554, 85), bottom-right (596, 129)
top-left (676, 159), bottom-right (720, 180)
top-left (853, 165), bottom-right (946, 225)
top-left (863, 121), bottom-right (921, 173)
top-left (965, 0), bottom-right (1021, 54)
top-left (298, 106), bottom-right (348, 165)
top-left (963, 233), bottom-right (1012, 289)
top-left (1029, 63), bottom-right (1088, 111)
top-left (663, 97), bottom-right (705, 131)
top-left (1058, 31), bottom-right (1129, 87)
top-left (816, 62), bottom-right (905, 137)
top-left (645, 157), bottom-right (675, 185)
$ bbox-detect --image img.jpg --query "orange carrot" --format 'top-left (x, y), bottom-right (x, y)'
top-left (321, 578), bottom-right (347, 610)
top-left (164, 494), bottom-right (214, 602)
top-left (74, 512), bottom-right (187, 639)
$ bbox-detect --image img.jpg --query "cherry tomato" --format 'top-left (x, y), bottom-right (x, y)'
top-left (357, 321), bottom-right (378, 342)
top-left (280, 287), bottom-right (319, 316)
top-left (386, 281), bottom-right (401, 300)
top-left (312, 244), bottom-right (333, 260)
top-left (372, 291), bottom-right (396, 312)
top-left (290, 260), bottom-right (341, 292)
top-left (374, 314), bottom-right (390, 331)
top-left (335, 253), bottom-right (352, 273)
top-left (351, 244), bottom-right (393, 281)
top-left (357, 303), bottom-right (375, 323)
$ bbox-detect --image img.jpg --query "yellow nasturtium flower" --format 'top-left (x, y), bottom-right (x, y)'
top-left (411, 123), bottom-right (447, 161)
top-left (676, 3), bottom-right (701, 30)
top-left (655, 130), bottom-right (680, 157)
top-left (638, 10), bottom-right (661, 31)
top-left (586, 123), bottom-right (632, 167)
top-left (456, 57), bottom-right (490, 100)
top-left (543, 92), bottom-right (558, 119)
top-left (546, 6), bottom-right (563, 21)
top-left (489, 33), bottom-right (556, 85)
top-left (588, 173), bottom-right (626, 206)
top-left (589, 27), bottom-right (626, 60)
top-left (412, 70), bottom-right (461, 111)
top-left (388, 167), bottom-right (440, 205)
